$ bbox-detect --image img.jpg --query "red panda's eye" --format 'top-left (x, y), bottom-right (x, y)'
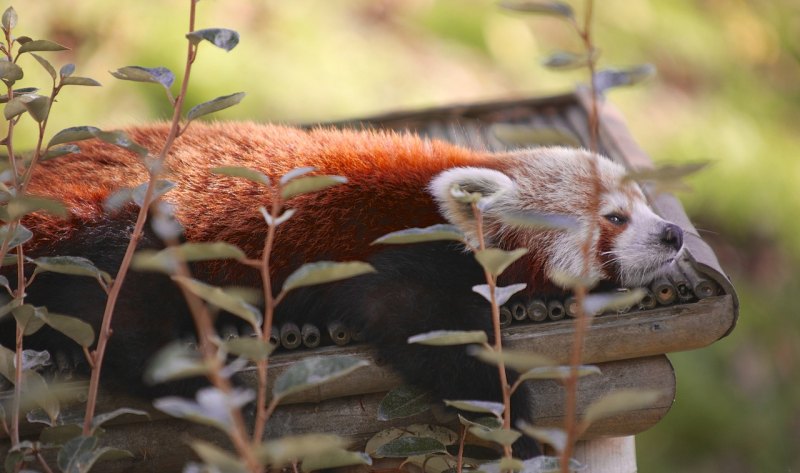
top-left (604, 214), bottom-right (628, 226)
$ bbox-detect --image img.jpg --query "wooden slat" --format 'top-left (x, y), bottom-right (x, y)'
top-left (1, 356), bottom-right (673, 472)
top-left (1, 296), bottom-right (728, 441)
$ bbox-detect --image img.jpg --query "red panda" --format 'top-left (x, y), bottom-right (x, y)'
top-left (1, 122), bottom-right (683, 458)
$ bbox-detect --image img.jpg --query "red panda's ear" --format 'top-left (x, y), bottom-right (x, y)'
top-left (428, 167), bottom-right (514, 232)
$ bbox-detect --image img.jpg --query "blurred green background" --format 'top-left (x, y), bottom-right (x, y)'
top-left (8, 1), bottom-right (799, 471)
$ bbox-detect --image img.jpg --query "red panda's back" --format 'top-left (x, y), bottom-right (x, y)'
top-left (26, 122), bottom-right (494, 281)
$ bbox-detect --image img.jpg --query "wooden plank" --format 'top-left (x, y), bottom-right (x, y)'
top-left (0, 295), bottom-right (729, 441)
top-left (2, 356), bottom-right (673, 472)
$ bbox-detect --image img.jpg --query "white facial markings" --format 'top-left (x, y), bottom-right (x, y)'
top-left (428, 147), bottom-right (684, 288)
top-left (606, 200), bottom-right (681, 286)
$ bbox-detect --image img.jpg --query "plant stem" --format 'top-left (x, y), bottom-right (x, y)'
top-left (81, 0), bottom-right (200, 436)
top-left (472, 202), bottom-right (513, 459)
top-left (253, 194), bottom-right (282, 443)
top-left (456, 424), bottom-right (467, 473)
top-left (561, 1), bottom-right (600, 471)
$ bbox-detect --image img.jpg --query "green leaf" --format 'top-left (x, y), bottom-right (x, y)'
top-left (0, 61), bottom-right (23, 81)
top-left (497, 1), bottom-right (574, 18)
top-left (40, 424), bottom-right (83, 445)
top-left (0, 223), bottom-right (33, 248)
top-left (172, 276), bottom-right (262, 326)
top-left (131, 179), bottom-right (175, 207)
top-left (301, 449), bottom-right (372, 472)
top-left (378, 385), bottom-right (434, 421)
top-left (594, 64), bottom-right (657, 92)
top-left (2, 7), bottom-right (17, 31)
top-left (256, 434), bottom-right (348, 465)
top-left (187, 92), bottom-right (246, 121)
top-left (374, 437), bottom-right (447, 458)
top-left (517, 422), bottom-right (568, 454)
top-left (583, 289), bottom-right (646, 316)
top-left (260, 207), bottom-right (295, 227)
top-left (0, 86), bottom-right (38, 104)
top-left (19, 39), bottom-right (69, 54)
top-left (44, 144), bottom-right (80, 160)
top-left (154, 387), bottom-right (254, 431)
top-left (583, 389), bottom-right (663, 426)
top-left (144, 341), bottom-right (209, 385)
top-left (0, 298), bottom-right (23, 320)
top-left (61, 76), bottom-right (101, 87)
top-left (472, 283), bottom-right (527, 306)
top-left (57, 435), bottom-right (134, 473)
top-left (372, 224), bottom-right (466, 245)
top-left (57, 435), bottom-right (98, 473)
top-left (39, 312), bottom-right (95, 347)
top-left (31, 53), bottom-right (57, 80)
top-left (280, 166), bottom-right (315, 185)
top-left (518, 365), bottom-right (601, 382)
top-left (407, 330), bottom-right (487, 346)
top-left (468, 346), bottom-right (555, 372)
top-left (273, 355), bottom-right (369, 399)
top-left (542, 51), bottom-right (596, 70)
top-left (457, 414), bottom-right (502, 430)
top-left (444, 400), bottom-right (504, 417)
top-left (133, 242), bottom-right (246, 273)
top-left (23, 94), bottom-right (50, 122)
top-left (468, 426), bottom-right (521, 446)
top-left (91, 129), bottom-right (149, 157)
top-left (211, 164), bottom-right (268, 186)
top-left (6, 195), bottom-right (67, 220)
top-left (32, 255), bottom-right (112, 285)
top-left (110, 65), bottom-right (175, 89)
top-left (221, 337), bottom-right (275, 361)
top-left (60, 63), bottom-right (75, 78)
top-left (12, 304), bottom-right (46, 336)
top-left (499, 457), bottom-right (525, 472)
top-left (3, 95), bottom-right (27, 120)
top-left (189, 439), bottom-right (248, 473)
top-left (282, 261), bottom-right (375, 293)
top-left (186, 28), bottom-right (240, 51)
top-left (281, 175), bottom-right (347, 200)
top-left (179, 242), bottom-right (248, 261)
top-left (90, 408), bottom-right (149, 434)
top-left (474, 248), bottom-right (528, 276)
top-left (48, 125), bottom-right (100, 148)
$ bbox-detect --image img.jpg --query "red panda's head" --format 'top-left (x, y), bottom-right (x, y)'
top-left (428, 147), bottom-right (683, 290)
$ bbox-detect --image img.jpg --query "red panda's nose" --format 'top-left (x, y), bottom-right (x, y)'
top-left (660, 223), bottom-right (683, 252)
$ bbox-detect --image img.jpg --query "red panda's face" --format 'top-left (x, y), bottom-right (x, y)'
top-left (429, 147), bottom-right (683, 289)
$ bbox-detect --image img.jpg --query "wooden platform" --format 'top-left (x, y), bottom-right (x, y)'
top-left (0, 90), bottom-right (739, 471)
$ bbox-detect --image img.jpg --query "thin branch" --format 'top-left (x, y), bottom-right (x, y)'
top-left (561, 1), bottom-right (600, 471)
top-left (471, 202), bottom-right (513, 460)
top-left (253, 192), bottom-right (282, 443)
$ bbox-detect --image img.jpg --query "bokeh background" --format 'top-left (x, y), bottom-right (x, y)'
top-left (8, 1), bottom-right (799, 471)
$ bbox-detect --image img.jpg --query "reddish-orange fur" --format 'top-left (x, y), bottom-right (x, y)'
top-left (26, 122), bottom-right (499, 283)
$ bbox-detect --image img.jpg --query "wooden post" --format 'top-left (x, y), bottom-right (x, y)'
top-left (573, 436), bottom-right (637, 473)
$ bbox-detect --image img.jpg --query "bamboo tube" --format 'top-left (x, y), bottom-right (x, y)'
top-left (651, 276), bottom-right (677, 305)
top-left (547, 300), bottom-right (566, 321)
top-left (638, 288), bottom-right (658, 310)
top-left (499, 307), bottom-right (513, 328)
top-left (510, 302), bottom-right (528, 321)
top-left (327, 321), bottom-right (351, 346)
top-left (526, 299), bottom-right (548, 322)
top-left (678, 260), bottom-right (717, 299)
top-left (280, 323), bottom-right (302, 350)
top-left (564, 296), bottom-right (579, 318)
top-left (301, 323), bottom-right (321, 348)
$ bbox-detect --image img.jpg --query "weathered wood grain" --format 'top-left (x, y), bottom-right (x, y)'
top-left (2, 356), bottom-right (673, 472)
